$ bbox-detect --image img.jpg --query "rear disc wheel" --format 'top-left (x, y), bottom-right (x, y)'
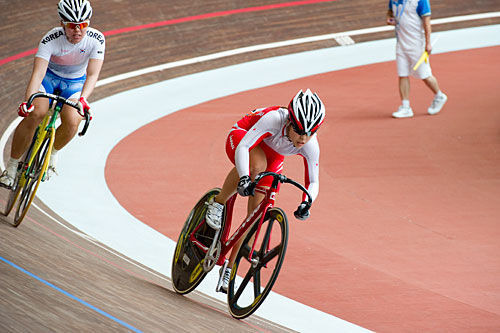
top-left (172, 188), bottom-right (222, 294)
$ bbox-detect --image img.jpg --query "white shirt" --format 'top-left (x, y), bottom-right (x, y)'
top-left (36, 27), bottom-right (105, 79)
top-left (389, 0), bottom-right (431, 52)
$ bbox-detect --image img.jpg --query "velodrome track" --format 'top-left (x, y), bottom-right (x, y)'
top-left (1, 1), bottom-right (500, 332)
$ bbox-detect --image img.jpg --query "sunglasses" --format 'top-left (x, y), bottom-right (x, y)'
top-left (63, 21), bottom-right (89, 29)
top-left (291, 122), bottom-right (313, 136)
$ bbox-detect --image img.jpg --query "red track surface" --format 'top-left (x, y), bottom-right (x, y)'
top-left (106, 46), bottom-right (500, 331)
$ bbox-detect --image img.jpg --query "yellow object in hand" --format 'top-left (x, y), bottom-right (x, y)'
top-left (413, 51), bottom-right (429, 71)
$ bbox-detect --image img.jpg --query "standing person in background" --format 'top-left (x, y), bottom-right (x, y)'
top-left (0, 0), bottom-right (105, 188)
top-left (387, 0), bottom-right (447, 118)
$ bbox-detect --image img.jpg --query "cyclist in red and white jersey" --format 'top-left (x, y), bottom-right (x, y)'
top-left (205, 89), bottom-right (326, 293)
top-left (0, 0), bottom-right (104, 188)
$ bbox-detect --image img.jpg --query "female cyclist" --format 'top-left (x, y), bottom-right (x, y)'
top-left (205, 89), bottom-right (326, 293)
top-left (0, 0), bottom-right (104, 188)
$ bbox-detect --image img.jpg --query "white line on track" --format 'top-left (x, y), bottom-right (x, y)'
top-left (95, 11), bottom-right (500, 87)
top-left (2, 11), bottom-right (500, 168)
top-left (33, 203), bottom-right (171, 282)
top-left (3, 11), bottom-right (500, 170)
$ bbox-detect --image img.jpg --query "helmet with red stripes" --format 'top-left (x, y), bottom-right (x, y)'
top-left (58, 0), bottom-right (93, 22)
top-left (288, 89), bottom-right (325, 136)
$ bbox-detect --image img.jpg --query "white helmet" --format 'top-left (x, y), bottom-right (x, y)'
top-left (288, 89), bottom-right (325, 136)
top-left (58, 0), bottom-right (93, 22)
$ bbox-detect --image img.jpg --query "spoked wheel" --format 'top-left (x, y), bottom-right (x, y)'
top-left (228, 207), bottom-right (289, 319)
top-left (172, 188), bottom-right (222, 294)
top-left (3, 130), bottom-right (39, 218)
top-left (2, 184), bottom-right (21, 217)
top-left (13, 133), bottom-right (53, 227)
top-left (2, 162), bottom-right (23, 217)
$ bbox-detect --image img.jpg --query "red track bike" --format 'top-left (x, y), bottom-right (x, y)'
top-left (171, 171), bottom-right (312, 319)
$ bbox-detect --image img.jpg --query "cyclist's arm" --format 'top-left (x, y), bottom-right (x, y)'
top-left (300, 137), bottom-right (320, 202)
top-left (24, 57), bottom-right (49, 101)
top-left (80, 58), bottom-right (103, 100)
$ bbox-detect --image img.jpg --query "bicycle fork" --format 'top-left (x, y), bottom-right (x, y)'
top-left (248, 212), bottom-right (266, 268)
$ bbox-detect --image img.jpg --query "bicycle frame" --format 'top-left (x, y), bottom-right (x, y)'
top-left (26, 91), bottom-right (90, 137)
top-left (188, 176), bottom-right (280, 267)
top-left (172, 171), bottom-right (312, 315)
top-left (22, 107), bottom-right (59, 181)
top-left (220, 189), bottom-right (275, 265)
top-left (21, 92), bottom-right (89, 173)
top-left (3, 91), bottom-right (90, 225)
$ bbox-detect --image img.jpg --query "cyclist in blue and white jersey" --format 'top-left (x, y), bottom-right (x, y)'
top-left (387, 0), bottom-right (447, 118)
top-left (1, 0), bottom-right (105, 188)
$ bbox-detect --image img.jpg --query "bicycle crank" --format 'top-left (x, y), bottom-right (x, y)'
top-left (203, 229), bottom-right (221, 272)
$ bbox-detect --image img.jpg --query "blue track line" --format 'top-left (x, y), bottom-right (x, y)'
top-left (0, 255), bottom-right (142, 333)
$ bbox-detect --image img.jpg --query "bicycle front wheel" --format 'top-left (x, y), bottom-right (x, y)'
top-left (3, 129), bottom-right (40, 217)
top-left (172, 188), bottom-right (221, 295)
top-left (13, 131), bottom-right (53, 227)
top-left (3, 161), bottom-right (23, 216)
top-left (227, 207), bottom-right (289, 319)
top-left (2, 186), bottom-right (21, 217)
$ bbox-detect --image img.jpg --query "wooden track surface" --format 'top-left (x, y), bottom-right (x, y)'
top-left (1, 1), bottom-right (500, 332)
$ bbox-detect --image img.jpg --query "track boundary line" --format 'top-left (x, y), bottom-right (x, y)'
top-left (2, 12), bottom-right (499, 165)
top-left (95, 11), bottom-right (500, 87)
top-left (1, 11), bottom-right (499, 294)
top-left (0, 255), bottom-right (143, 333)
top-left (1, 10), bottom-right (498, 68)
top-left (0, 0), bottom-right (338, 67)
top-left (1, 17), bottom-right (499, 332)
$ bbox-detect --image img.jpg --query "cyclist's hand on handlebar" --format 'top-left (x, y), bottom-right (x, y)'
top-left (78, 96), bottom-right (92, 119)
top-left (294, 201), bottom-right (311, 221)
top-left (237, 175), bottom-right (255, 196)
top-left (18, 102), bottom-right (34, 117)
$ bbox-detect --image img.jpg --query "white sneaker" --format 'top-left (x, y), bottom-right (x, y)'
top-left (392, 105), bottom-right (414, 118)
top-left (45, 166), bottom-right (58, 181)
top-left (428, 93), bottom-right (448, 115)
top-left (45, 153), bottom-right (58, 181)
top-left (220, 266), bottom-right (231, 294)
top-left (205, 197), bottom-right (223, 230)
top-left (0, 170), bottom-right (15, 189)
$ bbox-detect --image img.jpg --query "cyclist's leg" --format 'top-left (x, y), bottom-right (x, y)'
top-left (214, 147), bottom-right (267, 204)
top-left (10, 98), bottom-right (50, 159)
top-left (226, 189), bottom-right (266, 267)
top-left (8, 69), bottom-right (57, 161)
top-left (217, 146), bottom-right (266, 291)
top-left (213, 128), bottom-right (267, 205)
top-left (213, 167), bottom-right (239, 205)
top-left (224, 144), bottom-right (269, 268)
top-left (2, 81), bottom-right (51, 188)
top-left (54, 101), bottom-right (83, 150)
top-left (227, 145), bottom-right (284, 264)
top-left (53, 80), bottom-right (85, 151)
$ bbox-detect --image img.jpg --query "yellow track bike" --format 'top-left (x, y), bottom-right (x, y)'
top-left (2, 91), bottom-right (90, 227)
